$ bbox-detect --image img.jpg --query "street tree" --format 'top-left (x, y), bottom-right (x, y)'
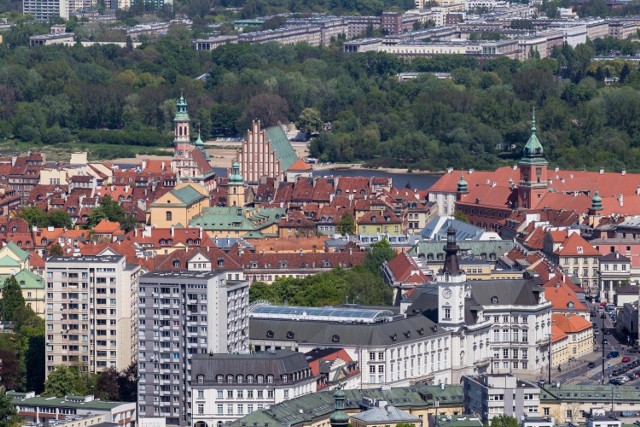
top-left (336, 212), bottom-right (355, 235)
top-left (1, 276), bottom-right (25, 322)
top-left (0, 389), bottom-right (21, 427)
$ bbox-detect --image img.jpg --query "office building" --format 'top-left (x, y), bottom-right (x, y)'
top-left (44, 255), bottom-right (140, 375)
top-left (190, 350), bottom-right (316, 425)
top-left (463, 374), bottom-right (540, 423)
top-left (137, 271), bottom-right (249, 426)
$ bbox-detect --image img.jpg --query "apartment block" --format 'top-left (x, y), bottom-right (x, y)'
top-left (137, 271), bottom-right (249, 426)
top-left (23, 0), bottom-right (69, 24)
top-left (44, 255), bottom-right (140, 375)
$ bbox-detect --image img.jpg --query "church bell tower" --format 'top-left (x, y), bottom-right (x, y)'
top-left (518, 109), bottom-right (548, 209)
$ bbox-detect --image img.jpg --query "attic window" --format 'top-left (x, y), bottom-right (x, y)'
top-left (577, 246), bottom-right (583, 254)
top-left (371, 216), bottom-right (377, 222)
top-left (173, 260), bottom-right (180, 268)
top-left (217, 258), bottom-right (224, 267)
top-left (332, 334), bottom-right (340, 343)
top-left (567, 301), bottom-right (574, 308)
top-left (491, 296), bottom-right (499, 304)
top-left (197, 375), bottom-right (204, 384)
top-left (280, 261), bottom-right (288, 269)
top-left (250, 262), bottom-right (258, 269)
top-left (266, 330), bottom-right (274, 338)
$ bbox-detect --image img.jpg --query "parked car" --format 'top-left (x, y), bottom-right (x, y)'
top-left (590, 311), bottom-right (597, 317)
top-left (588, 362), bottom-right (596, 369)
top-left (608, 351), bottom-right (621, 358)
top-left (604, 329), bottom-right (612, 335)
top-left (623, 356), bottom-right (631, 363)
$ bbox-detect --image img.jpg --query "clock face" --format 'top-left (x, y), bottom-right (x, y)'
top-left (443, 288), bottom-right (452, 299)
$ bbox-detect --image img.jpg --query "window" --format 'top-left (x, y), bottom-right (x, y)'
top-left (197, 404), bottom-right (204, 415)
top-left (165, 211), bottom-right (172, 221)
top-left (444, 308), bottom-right (451, 320)
top-left (217, 404), bottom-right (223, 415)
top-left (197, 390), bottom-right (204, 398)
top-left (543, 408), bottom-right (550, 416)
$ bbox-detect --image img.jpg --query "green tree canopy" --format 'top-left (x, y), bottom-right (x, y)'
top-left (336, 212), bottom-right (355, 235)
top-left (363, 239), bottom-right (396, 276)
top-left (95, 368), bottom-right (120, 401)
top-left (87, 196), bottom-right (126, 229)
top-left (1, 276), bottom-right (25, 322)
top-left (0, 389), bottom-right (21, 427)
top-left (489, 415), bottom-right (520, 427)
top-left (43, 365), bottom-right (89, 397)
top-left (297, 107), bottom-right (323, 135)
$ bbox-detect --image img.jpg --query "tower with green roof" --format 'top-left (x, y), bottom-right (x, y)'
top-left (174, 94), bottom-right (192, 161)
top-left (329, 389), bottom-right (350, 427)
top-left (518, 109), bottom-right (548, 210)
top-left (456, 173), bottom-right (468, 201)
top-left (227, 160), bottom-right (245, 207)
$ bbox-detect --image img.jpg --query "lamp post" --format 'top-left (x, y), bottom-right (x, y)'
top-left (601, 312), bottom-right (607, 384)
top-left (548, 333), bottom-right (552, 384)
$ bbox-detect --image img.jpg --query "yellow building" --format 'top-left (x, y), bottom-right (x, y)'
top-left (550, 325), bottom-right (569, 369)
top-left (148, 182), bottom-right (209, 228)
top-left (227, 161), bottom-right (245, 207)
top-left (190, 206), bottom-right (284, 238)
top-left (552, 313), bottom-right (594, 359)
top-left (0, 242), bottom-right (31, 275)
top-left (0, 269), bottom-right (46, 318)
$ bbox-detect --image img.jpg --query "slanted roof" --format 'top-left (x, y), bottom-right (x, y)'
top-left (0, 256), bottom-right (21, 267)
top-left (266, 126), bottom-right (297, 172)
top-left (5, 241), bottom-right (29, 261)
top-left (172, 185), bottom-right (207, 205)
top-left (554, 233), bottom-right (600, 257)
top-left (351, 405), bottom-right (421, 423)
top-left (552, 313), bottom-right (593, 334)
top-left (551, 324), bottom-right (568, 343)
top-left (288, 158), bottom-right (312, 171)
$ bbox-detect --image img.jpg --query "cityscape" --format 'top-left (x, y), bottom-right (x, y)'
top-left (3, 1), bottom-right (640, 427)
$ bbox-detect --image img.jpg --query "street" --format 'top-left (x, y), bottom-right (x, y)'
top-left (548, 304), bottom-right (638, 385)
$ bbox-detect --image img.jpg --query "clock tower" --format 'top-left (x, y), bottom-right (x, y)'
top-left (518, 109), bottom-right (548, 210)
top-left (437, 225), bottom-right (466, 329)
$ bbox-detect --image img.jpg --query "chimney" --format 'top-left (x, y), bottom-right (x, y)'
top-left (622, 169), bottom-right (626, 176)
top-left (199, 227), bottom-right (203, 239)
top-left (600, 167), bottom-right (604, 175)
top-left (512, 164), bottom-right (517, 170)
top-left (619, 194), bottom-right (624, 207)
top-left (554, 167), bottom-right (559, 172)
top-left (170, 226), bottom-right (174, 236)
top-left (161, 161), bottom-right (165, 171)
top-left (468, 168), bottom-right (474, 174)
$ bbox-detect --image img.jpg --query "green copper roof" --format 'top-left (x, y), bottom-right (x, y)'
top-left (174, 95), bottom-right (190, 122)
top-left (195, 133), bottom-right (204, 147)
top-left (265, 126), bottom-right (297, 173)
top-left (6, 241), bottom-right (29, 261)
top-left (190, 207), bottom-right (285, 233)
top-left (591, 190), bottom-right (603, 211)
top-left (173, 186), bottom-right (206, 205)
top-left (523, 109), bottom-right (545, 160)
top-left (229, 161), bottom-right (243, 185)
top-left (0, 256), bottom-right (21, 267)
top-left (15, 269), bottom-right (45, 289)
top-left (457, 173), bottom-right (468, 193)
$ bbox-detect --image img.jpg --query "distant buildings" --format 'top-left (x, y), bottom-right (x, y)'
top-left (137, 271), bottom-right (249, 426)
top-left (23, 0), bottom-right (69, 22)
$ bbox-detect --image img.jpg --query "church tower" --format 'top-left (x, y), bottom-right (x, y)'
top-left (436, 225), bottom-right (466, 329)
top-left (227, 160), bottom-right (245, 207)
top-left (173, 95), bottom-right (192, 159)
top-left (518, 109), bottom-right (548, 209)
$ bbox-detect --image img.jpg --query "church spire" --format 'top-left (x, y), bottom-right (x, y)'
top-left (523, 108), bottom-right (543, 159)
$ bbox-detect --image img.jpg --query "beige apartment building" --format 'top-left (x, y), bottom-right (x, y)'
top-left (44, 255), bottom-right (141, 376)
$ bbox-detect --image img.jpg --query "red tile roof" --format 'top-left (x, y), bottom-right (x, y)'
top-left (554, 233), bottom-right (600, 257)
top-left (385, 252), bottom-right (429, 284)
top-left (552, 313), bottom-right (592, 333)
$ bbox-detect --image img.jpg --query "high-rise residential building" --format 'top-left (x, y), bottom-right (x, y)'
top-left (23, 0), bottom-right (69, 22)
top-left (44, 255), bottom-right (141, 375)
top-left (137, 271), bottom-right (249, 426)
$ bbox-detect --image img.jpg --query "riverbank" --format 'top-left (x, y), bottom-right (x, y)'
top-left (312, 162), bottom-right (441, 175)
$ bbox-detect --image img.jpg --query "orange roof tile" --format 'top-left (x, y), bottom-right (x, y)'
top-left (93, 219), bottom-right (121, 234)
top-left (288, 158), bottom-right (312, 171)
top-left (552, 313), bottom-right (593, 333)
top-left (551, 324), bottom-right (568, 343)
top-left (554, 233), bottom-right (600, 257)
top-left (544, 280), bottom-right (588, 312)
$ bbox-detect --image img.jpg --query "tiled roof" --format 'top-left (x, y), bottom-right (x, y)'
top-left (93, 219), bottom-right (121, 234)
top-left (172, 185), bottom-right (207, 205)
top-left (288, 158), bottom-right (312, 171)
top-left (358, 209), bottom-right (402, 225)
top-left (554, 233), bottom-right (600, 256)
top-left (552, 313), bottom-right (592, 333)
top-left (544, 280), bottom-right (588, 312)
top-left (385, 252), bottom-right (429, 284)
top-left (551, 324), bottom-right (567, 343)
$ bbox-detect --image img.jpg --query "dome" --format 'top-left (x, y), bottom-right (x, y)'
top-left (457, 173), bottom-right (468, 193)
top-left (195, 134), bottom-right (204, 148)
top-left (591, 190), bottom-right (603, 211)
top-left (229, 161), bottom-right (243, 185)
top-left (329, 390), bottom-right (350, 427)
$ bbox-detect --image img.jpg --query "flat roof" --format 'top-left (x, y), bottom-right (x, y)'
top-left (250, 302), bottom-right (395, 323)
top-left (141, 270), bottom-right (224, 279)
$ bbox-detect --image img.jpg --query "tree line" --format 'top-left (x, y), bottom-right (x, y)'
top-left (2, 22), bottom-right (640, 170)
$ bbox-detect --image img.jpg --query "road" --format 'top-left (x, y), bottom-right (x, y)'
top-left (549, 304), bottom-right (639, 385)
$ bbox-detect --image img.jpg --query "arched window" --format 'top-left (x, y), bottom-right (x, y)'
top-left (237, 375), bottom-right (244, 383)
top-left (165, 211), bottom-right (172, 221)
top-left (216, 375), bottom-right (223, 383)
top-left (267, 375), bottom-right (274, 383)
top-left (173, 259), bottom-right (180, 268)
top-left (226, 375), bottom-right (233, 383)
top-left (257, 375), bottom-right (264, 384)
top-left (247, 375), bottom-right (254, 383)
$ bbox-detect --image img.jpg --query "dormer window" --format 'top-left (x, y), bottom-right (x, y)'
top-left (217, 258), bottom-right (224, 267)
top-left (197, 375), bottom-right (204, 384)
top-left (173, 259), bottom-right (180, 268)
top-left (491, 296), bottom-right (499, 304)
top-left (280, 261), bottom-right (288, 269)
top-left (371, 216), bottom-right (377, 222)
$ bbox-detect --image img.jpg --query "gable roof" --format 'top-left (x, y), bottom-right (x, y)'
top-left (266, 126), bottom-right (297, 172)
top-left (552, 313), bottom-right (592, 333)
top-left (172, 185), bottom-right (207, 205)
top-left (288, 158), bottom-right (312, 171)
top-left (385, 252), bottom-right (429, 284)
top-left (554, 233), bottom-right (600, 257)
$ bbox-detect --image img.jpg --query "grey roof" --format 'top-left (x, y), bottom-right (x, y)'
top-left (351, 405), bottom-right (421, 423)
top-left (249, 315), bottom-right (446, 347)
top-left (616, 285), bottom-right (638, 295)
top-left (191, 350), bottom-right (310, 384)
top-left (141, 270), bottom-right (224, 280)
top-left (409, 240), bottom-right (515, 259)
top-left (600, 252), bottom-right (630, 262)
top-left (407, 279), bottom-right (545, 325)
top-left (46, 255), bottom-right (124, 263)
top-left (421, 217), bottom-right (484, 241)
top-left (540, 384), bottom-right (640, 403)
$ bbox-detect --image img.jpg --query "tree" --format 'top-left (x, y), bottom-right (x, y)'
top-left (336, 212), bottom-right (355, 235)
top-left (46, 210), bottom-right (72, 229)
top-left (0, 334), bottom-right (20, 391)
top-left (1, 276), bottom-right (25, 322)
top-left (17, 207), bottom-right (47, 228)
top-left (363, 239), bottom-right (396, 276)
top-left (95, 368), bottom-right (120, 401)
top-left (48, 243), bottom-right (64, 256)
top-left (87, 196), bottom-right (126, 229)
top-left (43, 365), bottom-right (87, 397)
top-left (242, 93), bottom-right (289, 127)
top-left (117, 362), bottom-right (138, 402)
top-left (297, 108), bottom-right (323, 136)
top-left (489, 415), bottom-right (520, 427)
top-left (0, 389), bottom-right (21, 427)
